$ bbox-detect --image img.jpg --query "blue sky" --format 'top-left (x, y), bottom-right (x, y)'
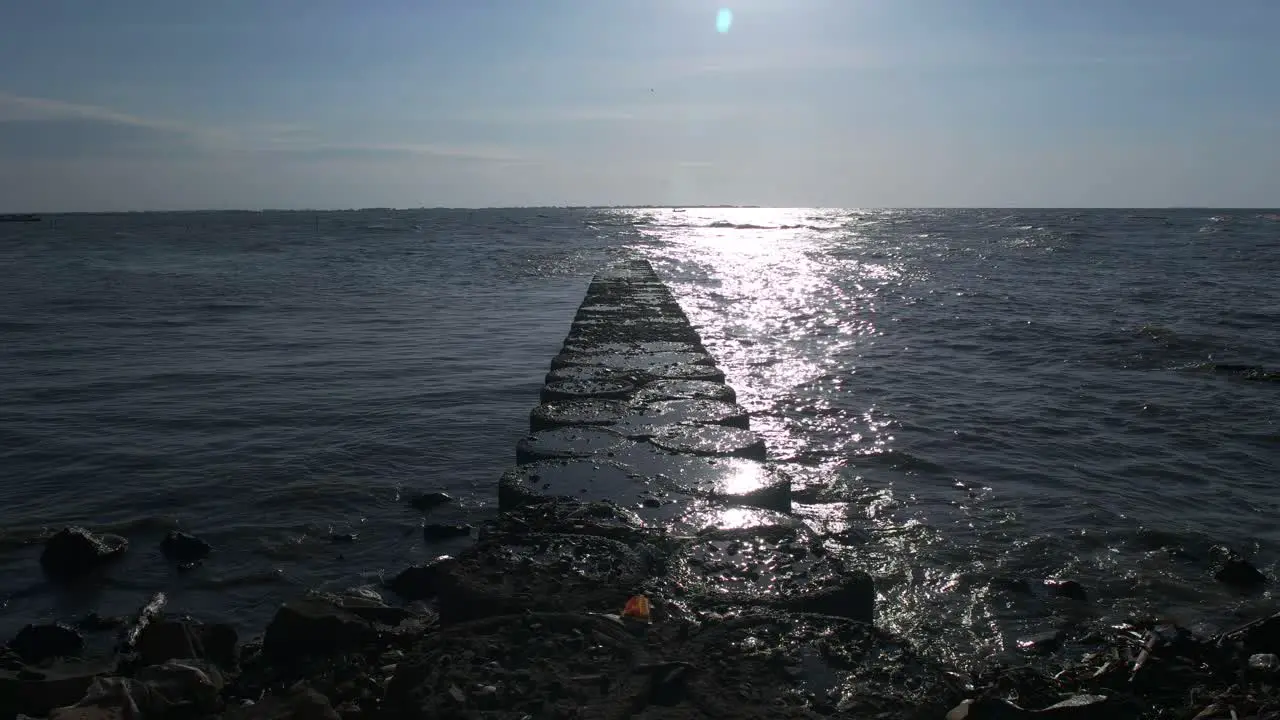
top-left (1, 0), bottom-right (1277, 210)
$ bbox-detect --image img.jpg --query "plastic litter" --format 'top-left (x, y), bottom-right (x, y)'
top-left (622, 594), bottom-right (651, 622)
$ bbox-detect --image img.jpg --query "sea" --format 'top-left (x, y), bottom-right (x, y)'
top-left (1, 208), bottom-right (1277, 666)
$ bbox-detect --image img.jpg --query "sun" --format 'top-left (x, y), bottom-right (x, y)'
top-left (716, 8), bottom-right (733, 34)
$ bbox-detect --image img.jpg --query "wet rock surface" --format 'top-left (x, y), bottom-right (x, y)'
top-left (8, 259), bottom-right (1279, 720)
top-left (40, 527), bottom-right (128, 581)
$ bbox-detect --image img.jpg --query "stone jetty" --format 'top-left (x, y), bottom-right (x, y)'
top-left (5, 259), bottom-right (1280, 719)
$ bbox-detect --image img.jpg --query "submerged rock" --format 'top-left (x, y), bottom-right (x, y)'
top-left (160, 531), bottom-right (212, 565)
top-left (407, 491), bottom-right (453, 511)
top-left (40, 527), bottom-right (128, 581)
top-left (1212, 546), bottom-right (1267, 589)
top-left (422, 523), bottom-right (472, 542)
top-left (1043, 578), bottom-right (1088, 602)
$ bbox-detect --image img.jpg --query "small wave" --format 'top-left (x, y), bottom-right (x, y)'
top-left (1180, 362), bottom-right (1280, 382)
top-left (707, 221), bottom-right (774, 230)
top-left (0, 320), bottom-right (42, 332)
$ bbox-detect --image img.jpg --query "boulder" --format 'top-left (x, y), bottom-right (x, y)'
top-left (39, 528), bottom-right (127, 581)
top-left (135, 620), bottom-right (238, 669)
top-left (0, 658), bottom-right (117, 717)
top-left (386, 557), bottom-right (454, 602)
top-left (261, 600), bottom-right (376, 661)
top-left (8, 624), bottom-right (84, 664)
top-left (223, 687), bottom-right (339, 720)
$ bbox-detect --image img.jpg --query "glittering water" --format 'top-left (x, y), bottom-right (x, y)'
top-left (2, 208), bottom-right (1278, 666)
top-left (632, 207), bottom-right (1280, 663)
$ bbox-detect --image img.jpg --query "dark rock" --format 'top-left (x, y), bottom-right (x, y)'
top-left (8, 624), bottom-right (84, 664)
top-left (39, 527), bottom-right (128, 581)
top-left (1212, 546), bottom-right (1267, 588)
top-left (134, 659), bottom-right (225, 713)
top-left (992, 577), bottom-right (1034, 595)
top-left (159, 531), bottom-right (211, 565)
top-left (0, 658), bottom-right (117, 717)
top-left (386, 557), bottom-right (455, 601)
top-left (135, 619), bottom-right (238, 669)
top-left (1037, 694), bottom-right (1132, 719)
top-left (1044, 578), bottom-right (1088, 602)
top-left (305, 589), bottom-right (414, 627)
top-left (946, 698), bottom-right (1032, 720)
top-left (432, 534), bottom-right (652, 623)
top-left (262, 599), bottom-right (376, 661)
top-left (74, 613), bottom-right (124, 632)
top-left (422, 523), bottom-right (472, 542)
top-left (222, 686), bottom-right (339, 720)
top-left (778, 573), bottom-right (876, 623)
top-left (688, 612), bottom-right (960, 718)
top-left (386, 614), bottom-right (650, 719)
top-left (1220, 610), bottom-right (1280, 653)
top-left (407, 491), bottom-right (453, 511)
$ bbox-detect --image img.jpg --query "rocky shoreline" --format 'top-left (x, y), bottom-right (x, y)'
top-left (5, 259), bottom-right (1278, 719)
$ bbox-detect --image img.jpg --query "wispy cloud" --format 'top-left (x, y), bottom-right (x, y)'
top-left (0, 91), bottom-right (192, 132)
top-left (0, 91), bottom-right (530, 163)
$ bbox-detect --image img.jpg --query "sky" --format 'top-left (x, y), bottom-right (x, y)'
top-left (1, 0), bottom-right (1277, 211)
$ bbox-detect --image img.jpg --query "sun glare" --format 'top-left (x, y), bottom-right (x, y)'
top-left (715, 8), bottom-right (733, 33)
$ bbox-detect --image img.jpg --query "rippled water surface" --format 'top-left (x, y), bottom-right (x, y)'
top-left (2, 208), bottom-right (1277, 664)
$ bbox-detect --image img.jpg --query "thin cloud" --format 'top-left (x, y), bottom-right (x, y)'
top-left (0, 91), bottom-right (188, 131)
top-left (0, 91), bottom-right (529, 164)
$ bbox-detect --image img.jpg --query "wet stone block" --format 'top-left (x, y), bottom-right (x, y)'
top-left (560, 340), bottom-right (704, 356)
top-left (682, 613), bottom-right (956, 717)
top-left (434, 534), bottom-right (656, 622)
top-left (648, 425), bottom-right (767, 460)
top-left (567, 325), bottom-right (703, 345)
top-left (647, 363), bottom-right (727, 382)
top-left (635, 380), bottom-right (737, 403)
top-left (610, 451), bottom-right (790, 513)
top-left (529, 399), bottom-right (631, 431)
top-left (549, 351), bottom-right (716, 372)
top-left (545, 365), bottom-right (639, 385)
top-left (614, 399), bottom-right (750, 438)
top-left (498, 460), bottom-right (683, 517)
top-left (541, 378), bottom-right (636, 403)
top-left (664, 524), bottom-right (874, 622)
top-left (386, 614), bottom-right (655, 719)
top-left (515, 427), bottom-right (633, 464)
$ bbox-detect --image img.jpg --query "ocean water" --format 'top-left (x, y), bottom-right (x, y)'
top-left (1, 208), bottom-right (1277, 665)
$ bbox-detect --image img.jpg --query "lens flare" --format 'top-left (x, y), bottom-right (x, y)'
top-left (716, 8), bottom-right (733, 34)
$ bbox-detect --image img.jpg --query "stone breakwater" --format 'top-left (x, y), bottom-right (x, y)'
top-left (5, 259), bottom-right (1280, 720)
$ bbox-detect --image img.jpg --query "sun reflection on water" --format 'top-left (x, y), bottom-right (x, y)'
top-left (622, 207), bottom-right (1012, 666)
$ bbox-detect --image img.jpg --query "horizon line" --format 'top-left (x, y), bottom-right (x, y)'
top-left (5, 205), bottom-right (1275, 216)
